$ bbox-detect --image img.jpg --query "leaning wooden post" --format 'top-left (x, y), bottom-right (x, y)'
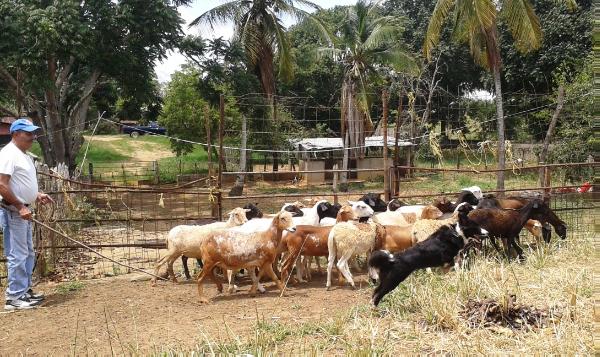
top-left (217, 94), bottom-right (225, 220)
top-left (382, 89), bottom-right (390, 201)
top-left (394, 92), bottom-right (403, 196)
top-left (205, 104), bottom-right (213, 179)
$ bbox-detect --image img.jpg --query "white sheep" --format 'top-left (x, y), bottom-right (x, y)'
top-left (151, 207), bottom-right (249, 285)
top-left (374, 205), bottom-right (443, 225)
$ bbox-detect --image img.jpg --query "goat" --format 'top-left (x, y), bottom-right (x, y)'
top-left (468, 198), bottom-right (549, 260)
top-left (195, 211), bottom-right (296, 303)
top-left (368, 204), bottom-right (488, 306)
top-left (359, 193), bottom-right (388, 212)
top-left (477, 196), bottom-right (566, 242)
top-left (326, 217), bottom-right (385, 290)
top-left (433, 191), bottom-right (480, 214)
top-left (152, 207), bottom-right (249, 285)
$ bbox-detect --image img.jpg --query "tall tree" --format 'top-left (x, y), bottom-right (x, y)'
top-left (0, 0), bottom-right (188, 172)
top-left (321, 0), bottom-right (415, 191)
top-left (423, 0), bottom-right (577, 190)
top-left (190, 0), bottom-right (329, 102)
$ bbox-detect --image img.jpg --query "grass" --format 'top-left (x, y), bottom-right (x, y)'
top-left (154, 214), bottom-right (594, 355)
top-left (56, 281), bottom-right (85, 295)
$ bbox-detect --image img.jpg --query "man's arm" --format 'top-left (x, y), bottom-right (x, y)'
top-left (0, 174), bottom-right (32, 220)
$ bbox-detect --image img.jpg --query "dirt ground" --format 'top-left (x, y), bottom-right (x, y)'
top-left (0, 270), bottom-right (371, 355)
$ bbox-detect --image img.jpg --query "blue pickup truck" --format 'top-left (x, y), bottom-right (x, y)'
top-left (122, 122), bottom-right (166, 138)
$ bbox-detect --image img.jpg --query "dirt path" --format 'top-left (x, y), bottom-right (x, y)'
top-left (0, 272), bottom-right (371, 355)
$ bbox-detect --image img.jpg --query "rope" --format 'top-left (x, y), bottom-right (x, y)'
top-left (279, 234), bottom-right (310, 298)
top-left (1, 203), bottom-right (168, 281)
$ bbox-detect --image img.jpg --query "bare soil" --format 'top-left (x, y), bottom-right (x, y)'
top-left (0, 271), bottom-right (371, 355)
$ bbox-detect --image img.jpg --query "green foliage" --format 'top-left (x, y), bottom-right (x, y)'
top-left (546, 57), bottom-right (593, 178)
top-left (158, 67), bottom-right (213, 156)
top-left (94, 121), bottom-right (120, 135)
top-left (56, 281), bottom-right (85, 295)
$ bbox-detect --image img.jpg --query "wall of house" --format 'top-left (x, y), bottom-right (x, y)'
top-left (299, 157), bottom-right (391, 184)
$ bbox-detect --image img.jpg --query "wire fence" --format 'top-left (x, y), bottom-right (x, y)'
top-left (0, 162), bottom-right (596, 286)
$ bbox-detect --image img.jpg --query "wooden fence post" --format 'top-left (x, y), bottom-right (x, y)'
top-left (382, 89), bottom-right (390, 201)
top-left (152, 161), bottom-right (159, 185)
top-left (88, 162), bottom-right (94, 184)
top-left (217, 94), bottom-right (225, 220)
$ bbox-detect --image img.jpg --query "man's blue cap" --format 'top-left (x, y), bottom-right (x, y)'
top-left (10, 118), bottom-right (40, 134)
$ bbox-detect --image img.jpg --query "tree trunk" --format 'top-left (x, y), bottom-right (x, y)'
top-left (340, 129), bottom-right (350, 192)
top-left (341, 79), bottom-right (368, 159)
top-left (538, 85), bottom-right (566, 185)
top-left (493, 63), bottom-right (506, 192)
top-left (229, 115), bottom-right (247, 196)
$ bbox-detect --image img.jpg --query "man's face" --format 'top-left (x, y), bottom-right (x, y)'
top-left (13, 130), bottom-right (37, 150)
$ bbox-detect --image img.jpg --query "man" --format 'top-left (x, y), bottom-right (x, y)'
top-left (0, 118), bottom-right (53, 310)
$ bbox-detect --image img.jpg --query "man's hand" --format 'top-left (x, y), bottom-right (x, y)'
top-left (36, 192), bottom-right (54, 205)
top-left (19, 206), bottom-right (33, 221)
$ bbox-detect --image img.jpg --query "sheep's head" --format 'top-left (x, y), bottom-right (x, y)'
top-left (432, 197), bottom-right (454, 213)
top-left (228, 207), bottom-right (250, 226)
top-left (274, 211), bottom-right (296, 232)
top-left (455, 205), bottom-right (488, 242)
top-left (281, 203), bottom-right (304, 217)
top-left (359, 193), bottom-right (388, 212)
top-left (243, 202), bottom-right (263, 219)
top-left (336, 205), bottom-right (356, 222)
top-left (317, 201), bottom-right (340, 220)
top-left (462, 186), bottom-right (483, 200)
top-left (347, 200), bottom-right (374, 219)
top-left (555, 222), bottom-right (567, 240)
top-left (387, 198), bottom-right (406, 212)
top-left (420, 205), bottom-right (443, 220)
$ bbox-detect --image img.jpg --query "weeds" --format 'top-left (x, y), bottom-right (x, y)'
top-left (56, 281), bottom-right (85, 295)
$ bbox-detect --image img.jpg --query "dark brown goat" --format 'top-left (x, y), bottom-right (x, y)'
top-left (477, 196), bottom-right (567, 242)
top-left (468, 199), bottom-right (548, 260)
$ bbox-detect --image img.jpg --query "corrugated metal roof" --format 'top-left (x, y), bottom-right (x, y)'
top-left (291, 136), bottom-right (413, 151)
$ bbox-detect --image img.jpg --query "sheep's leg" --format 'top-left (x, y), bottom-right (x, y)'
top-left (315, 256), bottom-right (322, 275)
top-left (196, 262), bottom-right (215, 304)
top-left (227, 269), bottom-right (240, 294)
top-left (249, 268), bottom-right (266, 293)
top-left (337, 252), bottom-right (356, 289)
top-left (295, 256), bottom-right (306, 283)
top-left (182, 256), bottom-right (191, 280)
top-left (304, 256), bottom-right (312, 281)
top-left (152, 254), bottom-right (170, 286)
top-left (166, 256), bottom-right (179, 283)
top-left (371, 267), bottom-right (414, 307)
top-left (262, 262), bottom-right (284, 292)
top-left (249, 266), bottom-right (266, 296)
top-left (326, 251), bottom-right (336, 291)
top-left (280, 248), bottom-right (298, 285)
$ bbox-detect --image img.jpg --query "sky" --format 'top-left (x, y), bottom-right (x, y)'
top-left (154, 0), bottom-right (357, 83)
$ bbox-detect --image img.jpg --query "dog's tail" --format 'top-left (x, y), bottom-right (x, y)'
top-left (368, 250), bottom-right (395, 270)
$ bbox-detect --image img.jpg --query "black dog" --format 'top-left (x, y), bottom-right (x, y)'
top-left (368, 204), bottom-right (488, 306)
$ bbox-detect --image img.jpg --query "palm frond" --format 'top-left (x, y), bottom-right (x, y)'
top-left (363, 22), bottom-right (403, 51)
top-left (266, 9), bottom-right (294, 82)
top-left (374, 48), bottom-right (418, 75)
top-left (502, 0), bottom-right (542, 52)
top-left (424, 0), bottom-right (456, 60)
top-left (189, 1), bottom-right (244, 28)
top-left (555, 0), bottom-right (578, 11)
top-left (471, 0), bottom-right (496, 32)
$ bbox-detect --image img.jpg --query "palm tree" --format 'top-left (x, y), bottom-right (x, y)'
top-left (424, 0), bottom-right (577, 190)
top-left (321, 0), bottom-right (415, 191)
top-left (190, 0), bottom-right (329, 102)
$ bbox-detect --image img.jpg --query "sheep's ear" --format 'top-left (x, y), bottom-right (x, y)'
top-left (533, 202), bottom-right (539, 208)
top-left (347, 200), bottom-right (355, 205)
top-left (244, 209), bottom-right (251, 212)
top-left (368, 198), bottom-right (376, 206)
top-left (319, 204), bottom-right (327, 212)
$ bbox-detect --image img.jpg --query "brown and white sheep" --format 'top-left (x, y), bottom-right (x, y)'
top-left (195, 211), bottom-right (296, 303)
top-left (151, 207), bottom-right (249, 285)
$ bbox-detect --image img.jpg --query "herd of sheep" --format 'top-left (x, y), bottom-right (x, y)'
top-left (151, 187), bottom-right (568, 305)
